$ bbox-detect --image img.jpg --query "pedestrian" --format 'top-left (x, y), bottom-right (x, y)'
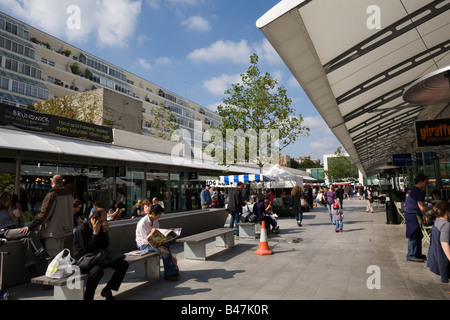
top-left (336, 185), bottom-right (344, 208)
top-left (73, 207), bottom-right (129, 300)
top-left (332, 202), bottom-right (344, 232)
top-left (324, 185), bottom-right (337, 224)
top-left (404, 174), bottom-right (429, 262)
top-left (364, 185), bottom-right (374, 213)
top-left (227, 182), bottom-right (245, 235)
top-left (290, 186), bottom-right (303, 227)
top-left (200, 185), bottom-right (212, 209)
top-left (135, 201), bottom-right (179, 281)
top-left (185, 185), bottom-right (192, 211)
top-left (22, 174), bottom-right (74, 257)
top-left (427, 200), bottom-right (450, 283)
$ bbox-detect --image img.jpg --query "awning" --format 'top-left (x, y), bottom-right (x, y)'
top-left (219, 174), bottom-right (275, 184)
top-left (0, 127), bottom-right (258, 174)
top-left (257, 0), bottom-right (450, 177)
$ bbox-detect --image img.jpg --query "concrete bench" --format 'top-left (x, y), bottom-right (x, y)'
top-left (177, 228), bottom-right (236, 261)
top-left (31, 251), bottom-right (159, 300)
top-left (237, 222), bottom-right (261, 239)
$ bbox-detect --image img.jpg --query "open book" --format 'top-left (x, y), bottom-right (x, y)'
top-left (147, 228), bottom-right (182, 248)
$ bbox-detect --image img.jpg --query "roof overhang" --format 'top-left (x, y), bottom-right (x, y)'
top-left (257, 0), bottom-right (450, 177)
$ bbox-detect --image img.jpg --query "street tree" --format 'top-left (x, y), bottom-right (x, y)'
top-left (215, 53), bottom-right (309, 172)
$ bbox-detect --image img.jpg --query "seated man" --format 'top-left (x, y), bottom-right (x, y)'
top-left (73, 208), bottom-right (129, 300)
top-left (135, 201), bottom-right (178, 281)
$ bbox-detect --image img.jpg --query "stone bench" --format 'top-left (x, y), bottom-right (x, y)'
top-left (237, 222), bottom-right (262, 239)
top-left (177, 228), bottom-right (236, 261)
top-left (30, 251), bottom-right (159, 300)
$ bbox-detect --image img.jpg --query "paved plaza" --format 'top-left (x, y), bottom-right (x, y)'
top-left (10, 198), bottom-right (450, 301)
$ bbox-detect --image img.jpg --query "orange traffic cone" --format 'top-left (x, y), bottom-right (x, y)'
top-left (255, 221), bottom-right (273, 255)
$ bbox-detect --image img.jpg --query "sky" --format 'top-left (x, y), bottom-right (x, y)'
top-left (0, 0), bottom-right (342, 162)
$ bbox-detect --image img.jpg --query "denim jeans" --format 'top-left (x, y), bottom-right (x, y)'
top-left (229, 211), bottom-right (240, 235)
top-left (327, 203), bottom-right (335, 223)
top-left (296, 212), bottom-right (303, 223)
top-left (406, 238), bottom-right (422, 260)
top-left (335, 220), bottom-right (343, 230)
top-left (138, 244), bottom-right (177, 276)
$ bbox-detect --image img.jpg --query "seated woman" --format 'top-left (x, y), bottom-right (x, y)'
top-left (0, 191), bottom-right (51, 272)
top-left (253, 195), bottom-right (279, 233)
top-left (427, 200), bottom-right (450, 283)
top-left (108, 200), bottom-right (120, 221)
top-left (135, 200), bottom-right (179, 281)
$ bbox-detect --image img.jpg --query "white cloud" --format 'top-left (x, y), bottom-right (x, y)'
top-left (187, 38), bottom-right (284, 66)
top-left (0, 0), bottom-right (142, 48)
top-left (254, 39), bottom-right (283, 65)
top-left (137, 58), bottom-right (152, 70)
top-left (203, 74), bottom-right (242, 95)
top-left (188, 40), bottom-right (252, 65)
top-left (154, 57), bottom-right (172, 66)
top-left (181, 16), bottom-right (211, 32)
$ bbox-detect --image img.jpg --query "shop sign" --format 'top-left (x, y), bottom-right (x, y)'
top-left (415, 118), bottom-right (450, 147)
top-left (0, 103), bottom-right (113, 143)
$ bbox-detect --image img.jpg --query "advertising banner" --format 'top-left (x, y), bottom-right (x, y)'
top-left (0, 103), bottom-right (113, 143)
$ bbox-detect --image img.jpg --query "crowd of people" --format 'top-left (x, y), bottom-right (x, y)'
top-left (0, 174), bottom-right (181, 300)
top-left (1, 173), bottom-right (449, 299)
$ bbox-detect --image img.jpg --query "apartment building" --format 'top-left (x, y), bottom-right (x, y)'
top-left (0, 11), bottom-right (233, 213)
top-left (0, 11), bottom-right (221, 147)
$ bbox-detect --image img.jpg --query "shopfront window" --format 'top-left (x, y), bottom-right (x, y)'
top-left (125, 167), bottom-right (144, 215)
top-left (146, 170), bottom-right (169, 210)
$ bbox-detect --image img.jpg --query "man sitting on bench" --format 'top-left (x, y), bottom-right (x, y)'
top-left (73, 208), bottom-right (129, 300)
top-left (135, 202), bottom-right (179, 281)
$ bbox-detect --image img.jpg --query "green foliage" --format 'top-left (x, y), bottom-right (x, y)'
top-left (216, 53), bottom-right (309, 168)
top-left (147, 105), bottom-right (179, 140)
top-left (0, 174), bottom-right (14, 191)
top-left (323, 146), bottom-right (358, 182)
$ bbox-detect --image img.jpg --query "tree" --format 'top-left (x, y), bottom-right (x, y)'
top-left (147, 105), bottom-right (179, 140)
top-left (215, 53), bottom-right (309, 172)
top-left (323, 146), bottom-right (358, 182)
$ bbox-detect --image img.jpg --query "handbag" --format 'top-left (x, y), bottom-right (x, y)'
top-left (45, 248), bottom-right (75, 279)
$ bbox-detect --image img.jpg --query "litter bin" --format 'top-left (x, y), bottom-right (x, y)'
top-left (385, 201), bottom-right (398, 224)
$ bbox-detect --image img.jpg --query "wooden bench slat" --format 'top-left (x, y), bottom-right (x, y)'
top-left (31, 252), bottom-right (158, 283)
top-left (177, 228), bottom-right (236, 243)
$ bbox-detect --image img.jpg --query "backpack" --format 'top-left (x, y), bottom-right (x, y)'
top-left (240, 205), bottom-right (257, 223)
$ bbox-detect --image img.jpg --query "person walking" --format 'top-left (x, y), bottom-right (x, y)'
top-left (364, 185), bottom-right (374, 213)
top-left (332, 202), bottom-right (344, 232)
top-left (22, 174), bottom-right (73, 257)
top-left (227, 182), bottom-right (245, 235)
top-left (290, 186), bottom-right (303, 227)
top-left (404, 174), bottom-right (429, 262)
top-left (324, 185), bottom-right (337, 224)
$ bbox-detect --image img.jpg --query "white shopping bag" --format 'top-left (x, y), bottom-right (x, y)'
top-left (45, 249), bottom-right (75, 279)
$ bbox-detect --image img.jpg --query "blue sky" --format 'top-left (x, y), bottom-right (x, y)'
top-left (0, 0), bottom-right (341, 161)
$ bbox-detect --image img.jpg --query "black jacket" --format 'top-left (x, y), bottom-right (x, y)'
top-left (72, 221), bottom-right (109, 260)
top-left (227, 188), bottom-right (245, 213)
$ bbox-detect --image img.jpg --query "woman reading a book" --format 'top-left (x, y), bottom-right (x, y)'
top-left (135, 201), bottom-right (179, 281)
